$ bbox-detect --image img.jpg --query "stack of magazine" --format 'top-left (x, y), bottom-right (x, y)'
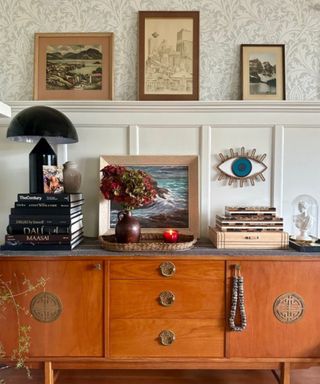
top-left (2, 193), bottom-right (84, 250)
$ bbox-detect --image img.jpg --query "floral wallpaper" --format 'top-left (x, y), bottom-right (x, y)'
top-left (1, 0), bottom-right (320, 101)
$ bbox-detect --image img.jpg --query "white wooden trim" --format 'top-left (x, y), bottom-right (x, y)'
top-left (6, 100), bottom-right (320, 114)
top-left (129, 125), bottom-right (139, 155)
top-left (2, 101), bottom-right (320, 129)
top-left (0, 101), bottom-right (11, 117)
top-left (200, 125), bottom-right (212, 237)
top-left (205, 124), bottom-right (275, 129)
top-left (271, 125), bottom-right (285, 215)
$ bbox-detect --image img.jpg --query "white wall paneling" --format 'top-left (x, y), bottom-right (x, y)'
top-left (139, 125), bottom-right (200, 155)
top-left (271, 125), bottom-right (285, 216)
top-left (200, 125), bottom-right (212, 237)
top-left (1, 101), bottom-right (320, 239)
top-left (283, 126), bottom-right (320, 236)
top-left (56, 144), bottom-right (68, 165)
top-left (210, 124), bottom-right (273, 228)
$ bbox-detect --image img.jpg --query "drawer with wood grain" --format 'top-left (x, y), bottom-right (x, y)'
top-left (110, 260), bottom-right (224, 280)
top-left (110, 279), bottom-right (224, 319)
top-left (109, 319), bottom-right (224, 358)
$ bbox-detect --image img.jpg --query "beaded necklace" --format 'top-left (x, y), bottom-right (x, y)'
top-left (229, 264), bottom-right (247, 332)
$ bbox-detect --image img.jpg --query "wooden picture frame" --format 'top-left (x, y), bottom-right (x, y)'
top-left (34, 33), bottom-right (114, 100)
top-left (241, 44), bottom-right (285, 100)
top-left (99, 155), bottom-right (199, 237)
top-left (138, 11), bottom-right (199, 101)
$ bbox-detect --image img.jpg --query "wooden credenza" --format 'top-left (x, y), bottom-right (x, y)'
top-left (0, 245), bottom-right (320, 384)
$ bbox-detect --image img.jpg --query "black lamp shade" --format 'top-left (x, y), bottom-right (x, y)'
top-left (6, 105), bottom-right (78, 144)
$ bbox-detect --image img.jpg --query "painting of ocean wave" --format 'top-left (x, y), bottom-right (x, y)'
top-left (110, 165), bottom-right (189, 228)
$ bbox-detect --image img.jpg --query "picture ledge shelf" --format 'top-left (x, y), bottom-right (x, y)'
top-left (0, 101), bottom-right (11, 118)
top-left (3, 100), bottom-right (320, 116)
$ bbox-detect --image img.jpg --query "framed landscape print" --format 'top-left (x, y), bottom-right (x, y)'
top-left (241, 44), bottom-right (285, 100)
top-left (34, 33), bottom-right (113, 100)
top-left (138, 11), bottom-right (199, 100)
top-left (99, 155), bottom-right (199, 237)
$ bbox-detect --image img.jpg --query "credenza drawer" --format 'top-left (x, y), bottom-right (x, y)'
top-left (110, 260), bottom-right (224, 280)
top-left (110, 279), bottom-right (224, 319)
top-left (110, 319), bottom-right (224, 358)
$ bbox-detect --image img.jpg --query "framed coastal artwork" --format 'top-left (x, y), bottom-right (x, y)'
top-left (99, 155), bottom-right (199, 237)
top-left (34, 33), bottom-right (114, 100)
top-left (138, 11), bottom-right (199, 100)
top-left (241, 44), bottom-right (285, 100)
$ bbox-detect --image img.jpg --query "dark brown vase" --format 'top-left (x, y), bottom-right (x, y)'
top-left (115, 210), bottom-right (141, 243)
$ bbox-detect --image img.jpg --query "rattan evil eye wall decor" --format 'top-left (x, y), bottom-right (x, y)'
top-left (217, 147), bottom-right (267, 187)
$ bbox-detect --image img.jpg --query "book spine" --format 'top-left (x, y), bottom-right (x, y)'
top-left (9, 214), bottom-right (82, 226)
top-left (6, 234), bottom-right (72, 243)
top-left (7, 224), bottom-right (71, 235)
top-left (11, 206), bottom-right (82, 216)
top-left (14, 200), bottom-right (84, 208)
top-left (15, 202), bottom-right (72, 208)
top-left (17, 193), bottom-right (83, 203)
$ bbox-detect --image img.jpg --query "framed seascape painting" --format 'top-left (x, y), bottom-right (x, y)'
top-left (34, 33), bottom-right (114, 100)
top-left (99, 155), bottom-right (199, 237)
top-left (241, 44), bottom-right (285, 100)
top-left (138, 11), bottom-right (199, 100)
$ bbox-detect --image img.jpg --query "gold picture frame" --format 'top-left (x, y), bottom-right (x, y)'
top-left (99, 155), bottom-right (199, 237)
top-left (34, 32), bottom-right (114, 100)
top-left (138, 11), bottom-right (200, 100)
top-left (241, 44), bottom-right (285, 100)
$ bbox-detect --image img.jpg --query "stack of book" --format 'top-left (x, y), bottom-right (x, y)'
top-left (216, 206), bottom-right (283, 232)
top-left (2, 193), bottom-right (84, 250)
top-left (209, 206), bottom-right (289, 249)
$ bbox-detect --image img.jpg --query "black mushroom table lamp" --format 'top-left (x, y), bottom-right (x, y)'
top-left (6, 105), bottom-right (78, 193)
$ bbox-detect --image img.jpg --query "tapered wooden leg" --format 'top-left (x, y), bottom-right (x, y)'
top-left (280, 362), bottom-right (291, 384)
top-left (44, 361), bottom-right (54, 384)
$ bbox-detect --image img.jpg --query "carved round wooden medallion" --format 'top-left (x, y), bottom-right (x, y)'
top-left (273, 292), bottom-right (304, 324)
top-left (30, 292), bottom-right (62, 323)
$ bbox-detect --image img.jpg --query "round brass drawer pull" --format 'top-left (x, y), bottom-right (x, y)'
top-left (159, 261), bottom-right (176, 277)
top-left (159, 290), bottom-right (175, 307)
top-left (159, 330), bottom-right (176, 346)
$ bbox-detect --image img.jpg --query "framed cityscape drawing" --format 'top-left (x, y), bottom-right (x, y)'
top-left (138, 11), bottom-right (199, 100)
top-left (241, 44), bottom-right (285, 100)
top-left (99, 155), bottom-right (199, 237)
top-left (34, 33), bottom-right (113, 100)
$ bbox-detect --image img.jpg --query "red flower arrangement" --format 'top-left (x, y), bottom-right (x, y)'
top-left (100, 164), bottom-right (157, 211)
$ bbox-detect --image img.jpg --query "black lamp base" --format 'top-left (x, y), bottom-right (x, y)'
top-left (29, 138), bottom-right (57, 193)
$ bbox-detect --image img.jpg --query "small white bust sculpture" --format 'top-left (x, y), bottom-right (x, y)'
top-left (293, 200), bottom-right (313, 241)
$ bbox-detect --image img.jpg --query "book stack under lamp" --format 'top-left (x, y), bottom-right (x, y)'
top-left (1, 193), bottom-right (84, 251)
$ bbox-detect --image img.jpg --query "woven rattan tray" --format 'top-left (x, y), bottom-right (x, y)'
top-left (99, 233), bottom-right (197, 252)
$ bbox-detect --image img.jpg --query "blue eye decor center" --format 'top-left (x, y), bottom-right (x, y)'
top-left (217, 147), bottom-right (267, 187)
top-left (231, 157), bottom-right (252, 177)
